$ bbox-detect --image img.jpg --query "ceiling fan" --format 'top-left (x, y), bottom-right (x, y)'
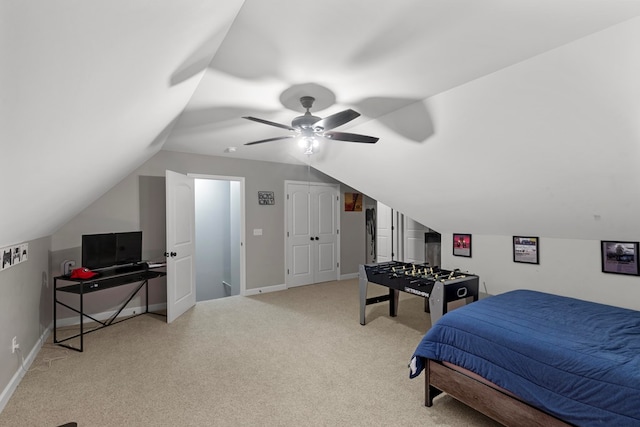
top-left (242, 96), bottom-right (378, 153)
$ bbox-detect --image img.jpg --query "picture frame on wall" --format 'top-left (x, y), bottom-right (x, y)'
top-left (257, 191), bottom-right (275, 205)
top-left (344, 192), bottom-right (362, 212)
top-left (513, 236), bottom-right (539, 264)
top-left (601, 240), bottom-right (639, 276)
top-left (452, 233), bottom-right (472, 257)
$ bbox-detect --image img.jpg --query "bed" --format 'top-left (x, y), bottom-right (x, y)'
top-left (409, 290), bottom-right (640, 427)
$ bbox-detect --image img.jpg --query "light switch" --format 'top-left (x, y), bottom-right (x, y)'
top-left (253, 228), bottom-right (263, 236)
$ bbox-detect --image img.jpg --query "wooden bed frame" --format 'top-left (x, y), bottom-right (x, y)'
top-left (423, 358), bottom-right (573, 427)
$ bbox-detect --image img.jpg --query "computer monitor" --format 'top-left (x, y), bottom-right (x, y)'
top-left (115, 231), bottom-right (143, 265)
top-left (81, 231), bottom-right (142, 270)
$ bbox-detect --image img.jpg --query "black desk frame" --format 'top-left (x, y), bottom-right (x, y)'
top-left (53, 268), bottom-right (166, 352)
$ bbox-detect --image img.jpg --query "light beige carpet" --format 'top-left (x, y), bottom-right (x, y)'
top-left (0, 279), bottom-right (500, 426)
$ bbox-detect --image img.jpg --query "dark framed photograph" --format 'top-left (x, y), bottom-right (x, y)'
top-left (258, 191), bottom-right (275, 205)
top-left (513, 236), bottom-right (539, 264)
top-left (601, 240), bottom-right (639, 276)
top-left (453, 233), bottom-right (472, 257)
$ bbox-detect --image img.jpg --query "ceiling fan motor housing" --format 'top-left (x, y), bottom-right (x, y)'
top-left (292, 114), bottom-right (321, 129)
top-left (292, 96), bottom-right (321, 130)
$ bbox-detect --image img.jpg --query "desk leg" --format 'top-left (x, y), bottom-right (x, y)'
top-left (359, 265), bottom-right (367, 325)
top-left (53, 278), bottom-right (58, 344)
top-left (79, 282), bottom-right (84, 352)
top-left (145, 277), bottom-right (149, 313)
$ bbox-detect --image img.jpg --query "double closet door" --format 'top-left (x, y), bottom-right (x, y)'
top-left (286, 182), bottom-right (339, 287)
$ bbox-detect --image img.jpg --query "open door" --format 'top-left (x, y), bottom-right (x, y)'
top-left (165, 170), bottom-right (196, 323)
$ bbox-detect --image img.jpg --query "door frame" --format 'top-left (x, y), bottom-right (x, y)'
top-left (189, 173), bottom-right (246, 296)
top-left (284, 180), bottom-right (340, 288)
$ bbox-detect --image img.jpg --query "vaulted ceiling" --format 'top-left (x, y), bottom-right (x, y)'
top-left (3, 0), bottom-right (640, 247)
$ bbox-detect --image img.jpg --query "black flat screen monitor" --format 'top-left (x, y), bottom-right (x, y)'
top-left (82, 231), bottom-right (142, 270)
top-left (115, 231), bottom-right (143, 265)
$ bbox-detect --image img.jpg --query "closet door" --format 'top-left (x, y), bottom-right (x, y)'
top-left (288, 184), bottom-right (313, 287)
top-left (376, 202), bottom-right (393, 262)
top-left (313, 186), bottom-right (338, 283)
top-left (286, 182), bottom-right (338, 287)
top-left (376, 202), bottom-right (429, 264)
top-left (403, 217), bottom-right (429, 264)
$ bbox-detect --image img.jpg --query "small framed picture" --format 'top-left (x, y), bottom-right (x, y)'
top-left (258, 191), bottom-right (275, 205)
top-left (453, 233), bottom-right (472, 257)
top-left (601, 240), bottom-right (639, 276)
top-left (344, 192), bottom-right (362, 212)
top-left (513, 236), bottom-right (539, 264)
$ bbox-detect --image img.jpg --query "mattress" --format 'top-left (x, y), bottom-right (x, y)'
top-left (409, 289), bottom-right (640, 426)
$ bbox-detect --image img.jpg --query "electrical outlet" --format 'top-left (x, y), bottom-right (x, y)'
top-left (11, 336), bottom-right (19, 354)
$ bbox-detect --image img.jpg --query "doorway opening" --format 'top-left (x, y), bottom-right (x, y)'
top-left (192, 175), bottom-right (245, 302)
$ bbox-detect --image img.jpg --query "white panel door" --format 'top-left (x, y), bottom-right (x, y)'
top-left (288, 185), bottom-right (313, 287)
top-left (376, 202), bottom-right (392, 262)
top-left (286, 182), bottom-right (338, 287)
top-left (403, 217), bottom-right (429, 264)
top-left (166, 170), bottom-right (196, 323)
top-left (314, 186), bottom-right (338, 283)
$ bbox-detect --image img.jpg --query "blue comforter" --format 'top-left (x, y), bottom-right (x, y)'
top-left (410, 290), bottom-right (640, 426)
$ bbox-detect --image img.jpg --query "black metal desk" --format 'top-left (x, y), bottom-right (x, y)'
top-left (53, 266), bottom-right (166, 352)
top-left (359, 261), bottom-right (479, 325)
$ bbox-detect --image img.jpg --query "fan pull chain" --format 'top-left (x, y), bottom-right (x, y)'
top-left (307, 158), bottom-right (311, 194)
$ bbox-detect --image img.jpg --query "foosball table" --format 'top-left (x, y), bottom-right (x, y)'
top-left (358, 261), bottom-right (479, 325)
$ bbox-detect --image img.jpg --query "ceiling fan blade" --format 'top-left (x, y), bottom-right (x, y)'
top-left (243, 116), bottom-right (296, 131)
top-left (244, 135), bottom-right (296, 146)
top-left (312, 109), bottom-right (360, 131)
top-left (324, 131), bottom-right (379, 143)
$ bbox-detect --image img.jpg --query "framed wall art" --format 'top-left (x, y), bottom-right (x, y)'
top-left (258, 191), bottom-right (275, 205)
top-left (601, 240), bottom-right (639, 276)
top-left (513, 236), bottom-right (539, 264)
top-left (0, 242), bottom-right (28, 271)
top-left (344, 192), bottom-right (362, 212)
top-left (453, 233), bottom-right (472, 257)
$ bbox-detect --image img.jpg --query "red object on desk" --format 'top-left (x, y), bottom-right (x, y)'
top-left (70, 267), bottom-right (97, 279)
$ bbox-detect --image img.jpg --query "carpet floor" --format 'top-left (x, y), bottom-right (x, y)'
top-left (0, 279), bottom-right (500, 426)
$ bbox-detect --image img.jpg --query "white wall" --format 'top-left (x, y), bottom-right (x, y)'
top-left (51, 150), bottom-right (367, 291)
top-left (230, 181), bottom-right (241, 292)
top-left (0, 236), bottom-right (50, 411)
top-left (441, 234), bottom-right (640, 311)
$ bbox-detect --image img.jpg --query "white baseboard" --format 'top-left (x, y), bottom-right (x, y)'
top-left (243, 284), bottom-right (287, 296)
top-left (0, 327), bottom-right (50, 414)
top-left (340, 272), bottom-right (359, 280)
top-left (55, 303), bottom-right (167, 327)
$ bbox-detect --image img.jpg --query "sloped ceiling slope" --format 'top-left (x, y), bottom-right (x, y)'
top-left (165, 0), bottom-right (640, 164)
top-left (310, 16), bottom-right (640, 240)
top-left (3, 1), bottom-right (640, 248)
top-left (162, 0), bottom-right (640, 240)
top-left (0, 0), bottom-right (244, 247)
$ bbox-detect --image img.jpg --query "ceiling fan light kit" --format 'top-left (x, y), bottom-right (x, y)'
top-left (243, 96), bottom-right (379, 154)
top-left (298, 136), bottom-right (320, 155)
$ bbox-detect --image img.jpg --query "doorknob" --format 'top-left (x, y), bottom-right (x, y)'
top-left (310, 237), bottom-right (314, 241)
top-left (164, 251), bottom-right (177, 257)
top-left (315, 237), bottom-right (319, 240)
